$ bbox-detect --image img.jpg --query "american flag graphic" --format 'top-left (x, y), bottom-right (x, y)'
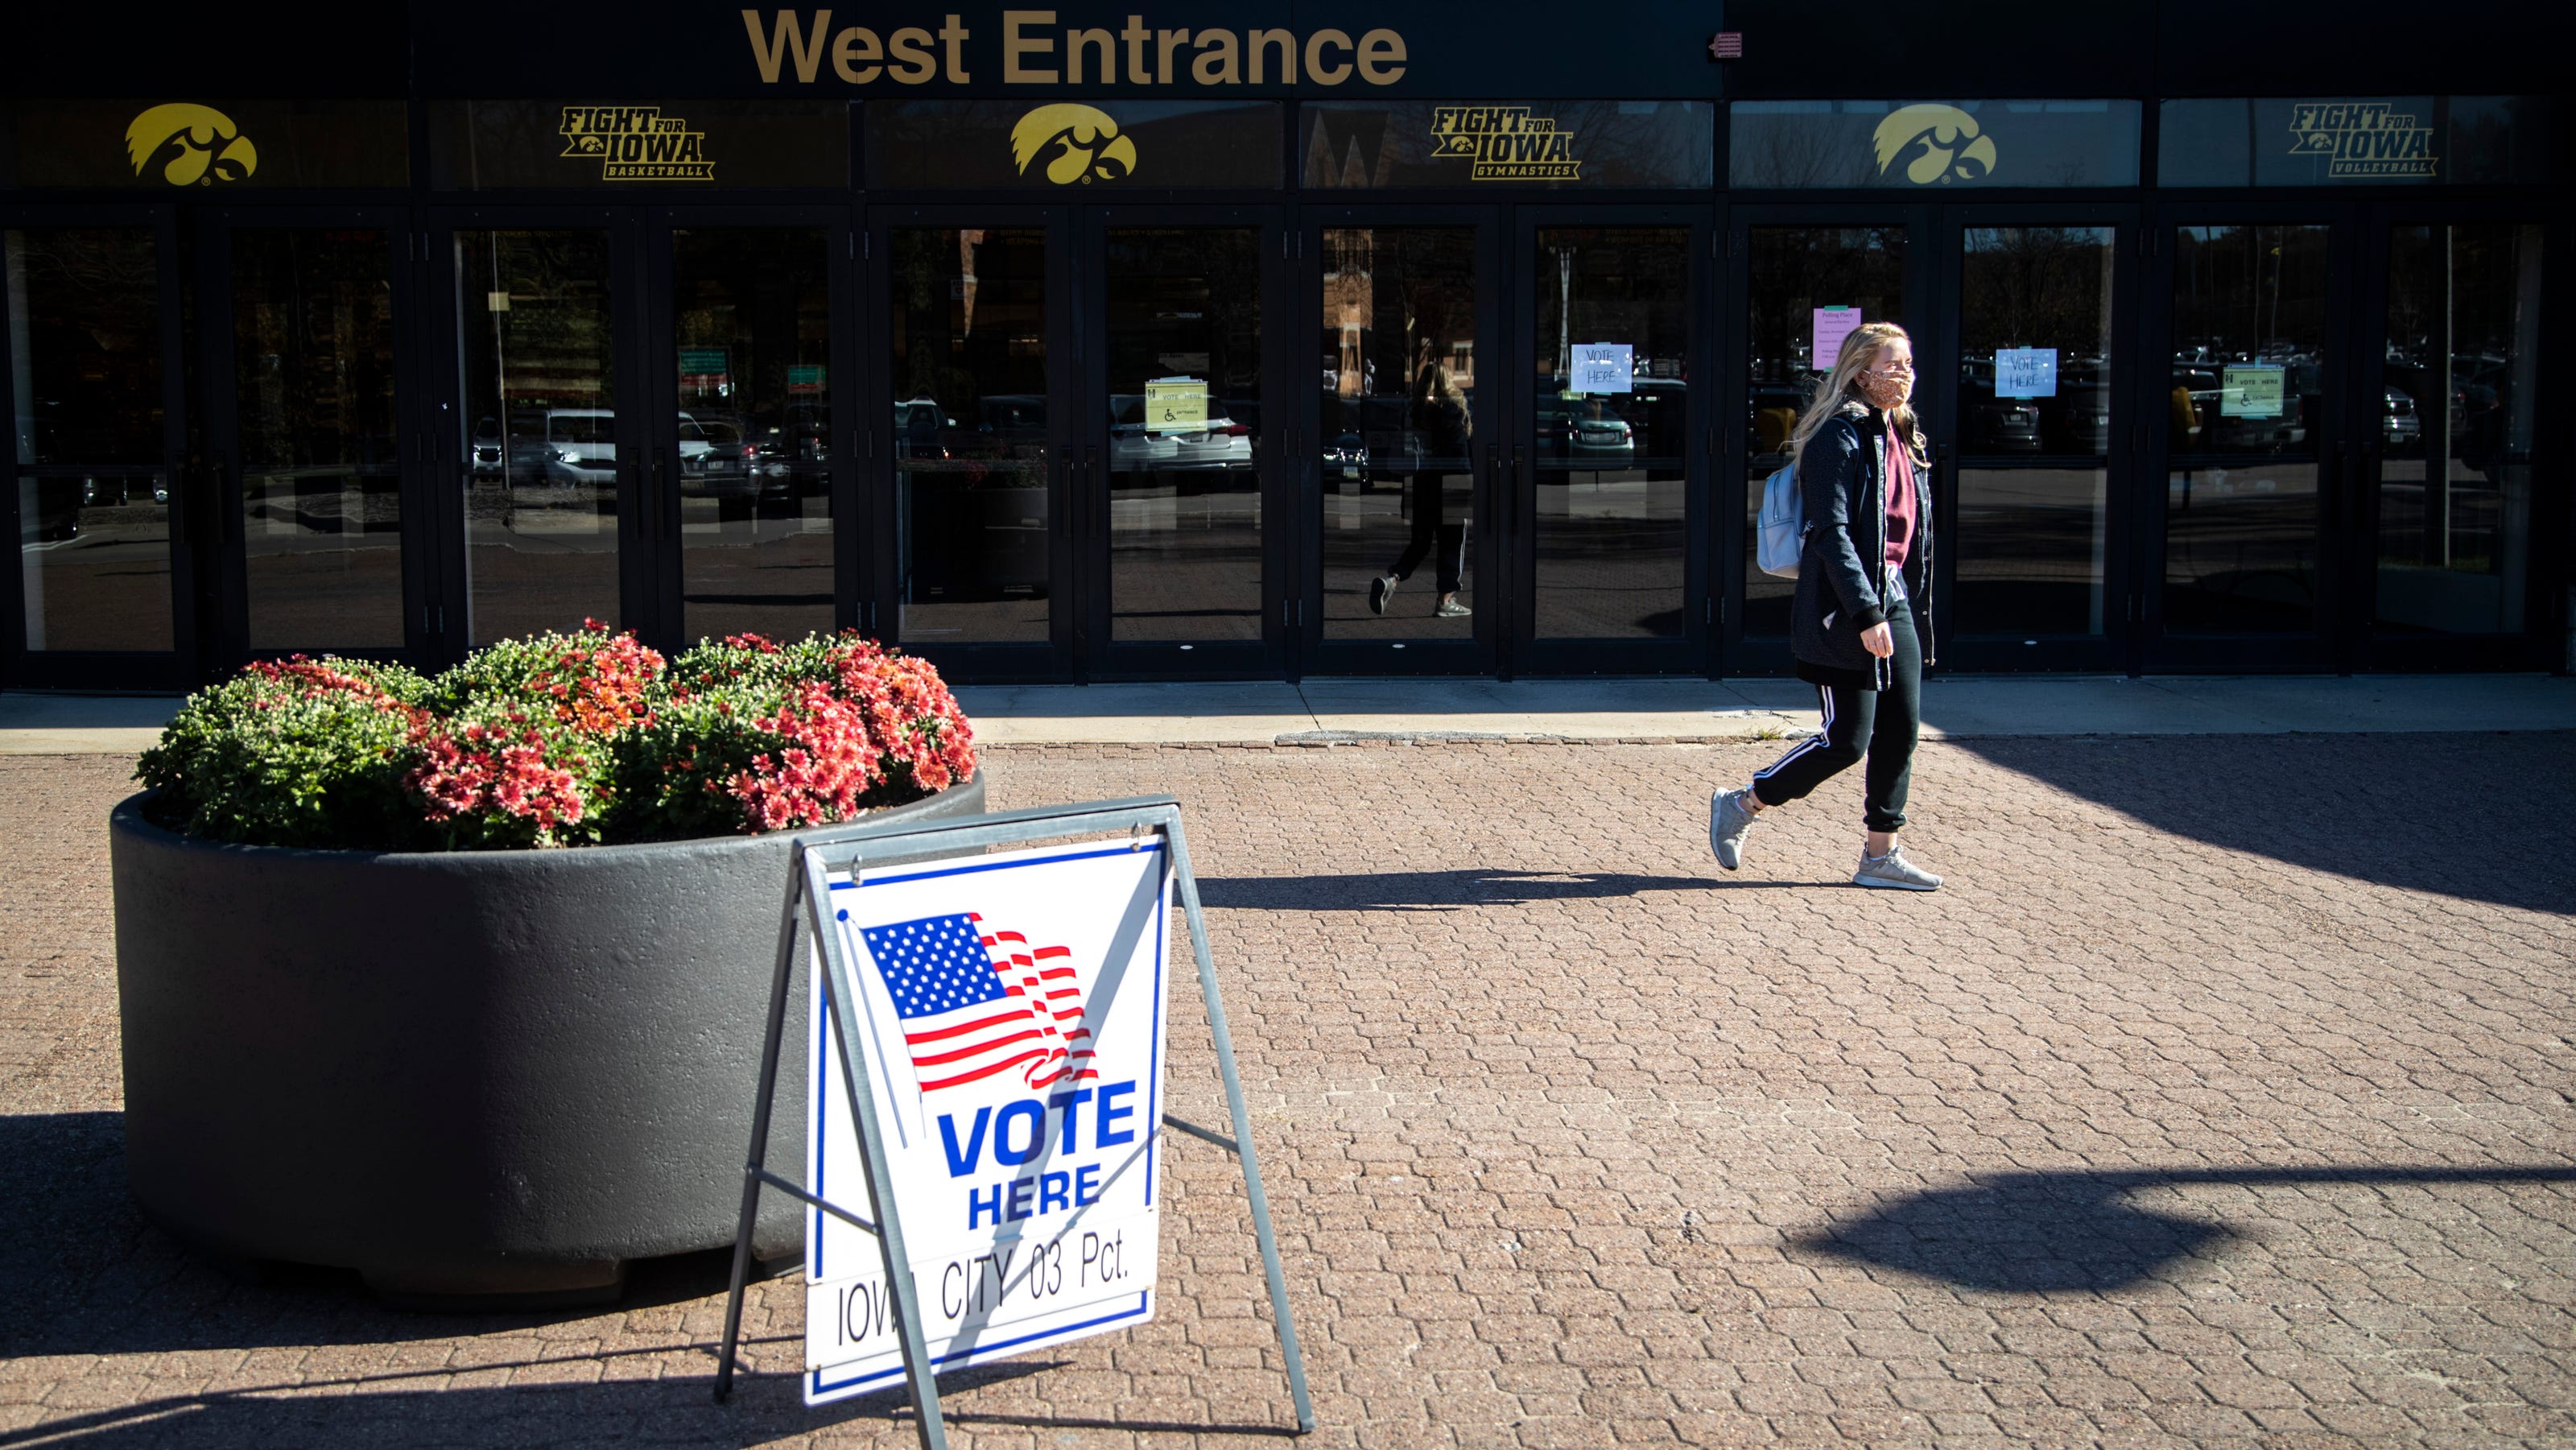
top-left (860, 912), bottom-right (1096, 1094)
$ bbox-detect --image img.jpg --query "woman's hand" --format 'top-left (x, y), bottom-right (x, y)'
top-left (1860, 622), bottom-right (1895, 659)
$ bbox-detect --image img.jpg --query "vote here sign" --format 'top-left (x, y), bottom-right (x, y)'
top-left (802, 837), bottom-right (1171, 1406)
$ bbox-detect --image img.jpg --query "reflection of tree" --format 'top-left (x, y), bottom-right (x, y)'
top-left (1729, 111), bottom-right (1860, 189)
top-left (1748, 228), bottom-right (1906, 385)
top-left (2171, 225), bottom-right (2328, 360)
top-left (897, 230), bottom-right (947, 404)
top-left (16, 229), bottom-right (163, 464)
top-left (1960, 227), bottom-right (2109, 353)
top-left (233, 231), bottom-right (397, 470)
top-left (473, 231), bottom-right (614, 407)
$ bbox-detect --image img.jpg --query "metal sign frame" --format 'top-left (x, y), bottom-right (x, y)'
top-left (712, 795), bottom-right (1314, 1445)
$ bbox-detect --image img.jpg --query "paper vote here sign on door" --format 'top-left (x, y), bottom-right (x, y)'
top-left (803, 838), bottom-right (1172, 1406)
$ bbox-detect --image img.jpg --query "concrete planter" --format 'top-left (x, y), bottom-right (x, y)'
top-left (109, 772), bottom-right (985, 1306)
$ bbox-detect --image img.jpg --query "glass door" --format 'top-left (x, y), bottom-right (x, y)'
top-left (645, 209), bottom-right (854, 653)
top-left (869, 208), bottom-right (1069, 681)
top-left (201, 210), bottom-right (420, 667)
top-left (1724, 209), bottom-right (1925, 674)
top-left (1080, 209), bottom-right (1287, 679)
top-left (427, 209), bottom-right (645, 661)
top-left (1935, 207), bottom-right (2136, 671)
top-left (0, 208), bottom-right (194, 690)
top-left (1513, 209), bottom-right (1709, 674)
top-left (2143, 205), bottom-right (2360, 671)
top-left (1301, 208), bottom-right (1501, 675)
top-left (2362, 213), bottom-right (2550, 670)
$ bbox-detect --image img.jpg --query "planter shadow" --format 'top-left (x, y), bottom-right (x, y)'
top-left (109, 773), bottom-right (984, 1308)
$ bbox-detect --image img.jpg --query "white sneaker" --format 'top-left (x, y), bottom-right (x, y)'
top-left (1708, 789), bottom-right (1758, 871)
top-left (1853, 844), bottom-right (1942, 891)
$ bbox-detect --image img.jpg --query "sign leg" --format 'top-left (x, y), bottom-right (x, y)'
top-left (1166, 819), bottom-right (1316, 1434)
top-left (806, 856), bottom-right (951, 1450)
top-left (715, 861), bottom-right (807, 1402)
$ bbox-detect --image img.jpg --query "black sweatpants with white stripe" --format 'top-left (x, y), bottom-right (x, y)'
top-left (1751, 605), bottom-right (1921, 834)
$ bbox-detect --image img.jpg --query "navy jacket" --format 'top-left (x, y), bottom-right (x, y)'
top-left (1789, 401), bottom-right (1937, 690)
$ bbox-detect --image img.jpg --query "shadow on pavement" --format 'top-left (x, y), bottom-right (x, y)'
top-left (1793, 1164), bottom-right (2576, 1293)
top-left (1945, 733), bottom-right (2576, 913)
top-left (1198, 869), bottom-right (1743, 911)
top-left (0, 1113), bottom-right (770, 1357)
top-left (0, 1357), bottom-right (1310, 1450)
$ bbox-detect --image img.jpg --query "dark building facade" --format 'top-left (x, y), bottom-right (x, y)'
top-left (2, 1), bottom-right (2565, 688)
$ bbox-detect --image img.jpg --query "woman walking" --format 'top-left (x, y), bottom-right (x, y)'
top-left (1370, 354), bottom-right (1472, 619)
top-left (1710, 320), bottom-right (1942, 890)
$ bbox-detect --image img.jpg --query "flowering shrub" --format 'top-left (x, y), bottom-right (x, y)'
top-left (611, 633), bottom-right (976, 841)
top-left (137, 625), bottom-right (975, 852)
top-left (137, 659), bottom-right (431, 849)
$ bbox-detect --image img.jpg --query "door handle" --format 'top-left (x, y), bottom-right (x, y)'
top-left (648, 448), bottom-right (668, 541)
top-left (216, 450), bottom-right (240, 543)
top-left (1083, 445), bottom-right (1100, 540)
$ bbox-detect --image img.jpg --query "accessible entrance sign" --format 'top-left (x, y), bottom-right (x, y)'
top-left (712, 797), bottom-right (1312, 1448)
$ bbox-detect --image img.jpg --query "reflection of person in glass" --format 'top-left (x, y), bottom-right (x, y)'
top-left (1709, 321), bottom-right (1946, 891)
top-left (1369, 351), bottom-right (1472, 618)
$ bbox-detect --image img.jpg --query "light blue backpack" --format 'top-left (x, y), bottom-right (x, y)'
top-left (1755, 461), bottom-right (1806, 578)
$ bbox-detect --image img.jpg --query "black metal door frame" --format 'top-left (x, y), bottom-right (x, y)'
top-left (863, 204), bottom-right (1074, 684)
top-left (1073, 203), bottom-right (1293, 682)
top-left (1295, 201), bottom-right (1506, 679)
top-left (419, 204), bottom-right (650, 664)
top-left (2349, 196), bottom-right (2566, 673)
top-left (1508, 202), bottom-right (1716, 676)
top-left (197, 204), bottom-right (431, 672)
top-left (0, 203), bottom-right (198, 691)
top-left (2136, 198), bottom-right (2366, 673)
top-left (1930, 199), bottom-right (2145, 673)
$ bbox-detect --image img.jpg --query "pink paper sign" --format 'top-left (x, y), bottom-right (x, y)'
top-left (1812, 306), bottom-right (1864, 372)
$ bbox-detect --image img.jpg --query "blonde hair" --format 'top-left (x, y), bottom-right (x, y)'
top-left (1786, 320), bottom-right (1927, 465)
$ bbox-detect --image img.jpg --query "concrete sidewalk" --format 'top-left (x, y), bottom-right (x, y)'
top-left (8, 673), bottom-right (2569, 754)
top-left (956, 673), bottom-right (2576, 745)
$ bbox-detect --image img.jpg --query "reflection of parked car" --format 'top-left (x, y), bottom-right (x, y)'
top-left (470, 417), bottom-right (505, 479)
top-left (2383, 386), bottom-right (2421, 451)
top-left (1324, 432), bottom-right (1369, 481)
top-left (894, 398), bottom-right (953, 459)
top-left (80, 477), bottom-right (169, 507)
top-left (2037, 361), bottom-right (2112, 454)
top-left (540, 409), bottom-right (617, 486)
top-left (978, 395), bottom-right (1046, 436)
top-left (1967, 397), bottom-right (2042, 453)
top-left (1536, 388), bottom-right (1634, 467)
top-left (682, 414), bottom-right (765, 497)
top-left (1108, 394), bottom-right (1253, 473)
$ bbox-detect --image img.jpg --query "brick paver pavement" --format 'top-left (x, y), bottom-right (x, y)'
top-left (3, 736), bottom-right (2573, 1448)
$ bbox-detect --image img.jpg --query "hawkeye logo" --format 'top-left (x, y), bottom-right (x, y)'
top-left (2287, 103), bottom-right (2437, 180)
top-left (1430, 107), bottom-right (1579, 182)
top-left (1010, 105), bottom-right (1136, 184)
top-left (1872, 105), bottom-right (1995, 186)
top-left (559, 106), bottom-right (714, 181)
top-left (126, 104), bottom-right (258, 187)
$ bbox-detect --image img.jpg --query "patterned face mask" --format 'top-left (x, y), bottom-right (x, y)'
top-left (1857, 364), bottom-right (1913, 411)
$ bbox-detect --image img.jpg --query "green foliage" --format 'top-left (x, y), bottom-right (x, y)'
top-left (135, 629), bottom-right (975, 853)
top-left (135, 659), bottom-right (432, 850)
top-left (605, 689), bottom-right (787, 844)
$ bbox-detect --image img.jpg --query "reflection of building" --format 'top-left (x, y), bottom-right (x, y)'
top-left (1321, 230), bottom-right (1476, 405)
